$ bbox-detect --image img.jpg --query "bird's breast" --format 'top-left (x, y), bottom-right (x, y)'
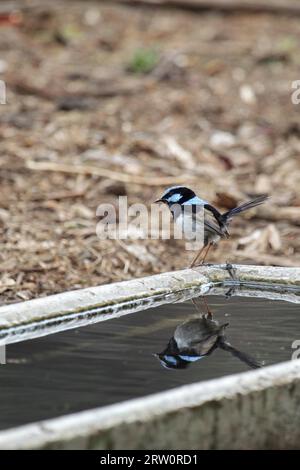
top-left (173, 212), bottom-right (203, 240)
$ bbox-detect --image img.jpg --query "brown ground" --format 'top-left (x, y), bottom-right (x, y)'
top-left (0, 0), bottom-right (299, 304)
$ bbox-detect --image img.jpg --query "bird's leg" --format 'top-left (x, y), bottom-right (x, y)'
top-left (191, 298), bottom-right (205, 318)
top-left (191, 298), bottom-right (201, 311)
top-left (225, 262), bottom-right (237, 281)
top-left (199, 243), bottom-right (212, 265)
top-left (225, 286), bottom-right (236, 299)
top-left (189, 245), bottom-right (205, 268)
top-left (202, 296), bottom-right (213, 319)
top-left (224, 262), bottom-right (239, 298)
top-left (189, 243), bottom-right (212, 268)
top-left (191, 297), bottom-right (213, 319)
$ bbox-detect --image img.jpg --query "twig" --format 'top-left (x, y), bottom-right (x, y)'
top-left (25, 160), bottom-right (194, 186)
top-left (7, 76), bottom-right (154, 102)
top-left (1, 190), bottom-right (85, 204)
top-left (110, 0), bottom-right (300, 15)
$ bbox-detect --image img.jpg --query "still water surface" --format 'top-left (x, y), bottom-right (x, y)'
top-left (0, 295), bottom-right (299, 430)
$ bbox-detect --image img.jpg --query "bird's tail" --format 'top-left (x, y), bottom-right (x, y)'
top-left (219, 339), bottom-right (263, 369)
top-left (221, 195), bottom-right (269, 222)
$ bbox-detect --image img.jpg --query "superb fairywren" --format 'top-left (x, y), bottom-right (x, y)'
top-left (155, 306), bottom-right (262, 370)
top-left (155, 186), bottom-right (268, 267)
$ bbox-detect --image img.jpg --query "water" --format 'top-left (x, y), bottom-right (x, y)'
top-left (0, 295), bottom-right (299, 431)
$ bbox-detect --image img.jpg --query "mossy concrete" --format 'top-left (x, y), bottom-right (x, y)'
top-left (0, 265), bottom-right (299, 346)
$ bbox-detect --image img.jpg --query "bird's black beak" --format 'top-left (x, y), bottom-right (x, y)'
top-left (154, 199), bottom-right (165, 204)
top-left (153, 353), bottom-right (163, 358)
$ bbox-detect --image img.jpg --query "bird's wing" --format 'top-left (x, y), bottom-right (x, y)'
top-left (203, 205), bottom-right (224, 236)
top-left (176, 204), bottom-right (223, 238)
top-left (190, 334), bottom-right (219, 356)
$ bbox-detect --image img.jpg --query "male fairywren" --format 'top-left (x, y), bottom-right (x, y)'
top-left (155, 308), bottom-right (262, 370)
top-left (155, 186), bottom-right (268, 267)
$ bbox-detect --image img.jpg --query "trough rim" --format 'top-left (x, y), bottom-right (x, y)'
top-left (0, 265), bottom-right (299, 342)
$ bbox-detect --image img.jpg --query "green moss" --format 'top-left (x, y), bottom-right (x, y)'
top-left (127, 48), bottom-right (159, 74)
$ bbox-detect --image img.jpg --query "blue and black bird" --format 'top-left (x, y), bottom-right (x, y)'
top-left (155, 311), bottom-right (262, 370)
top-left (155, 186), bottom-right (268, 267)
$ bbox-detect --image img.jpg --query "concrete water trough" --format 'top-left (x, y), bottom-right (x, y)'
top-left (0, 264), bottom-right (299, 449)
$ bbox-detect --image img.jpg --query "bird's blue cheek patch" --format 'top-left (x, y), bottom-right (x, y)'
top-left (164, 355), bottom-right (178, 365)
top-left (167, 193), bottom-right (182, 203)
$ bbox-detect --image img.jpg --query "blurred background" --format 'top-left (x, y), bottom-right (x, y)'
top-left (0, 0), bottom-right (299, 304)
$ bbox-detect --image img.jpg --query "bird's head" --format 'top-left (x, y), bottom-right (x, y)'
top-left (154, 336), bottom-right (203, 370)
top-left (154, 353), bottom-right (190, 370)
top-left (154, 352), bottom-right (203, 370)
top-left (154, 186), bottom-right (198, 207)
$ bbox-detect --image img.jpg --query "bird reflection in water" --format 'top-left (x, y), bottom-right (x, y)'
top-left (155, 298), bottom-right (262, 370)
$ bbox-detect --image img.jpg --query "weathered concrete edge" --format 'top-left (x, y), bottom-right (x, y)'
top-left (1, 358), bottom-right (300, 450)
top-left (0, 265), bottom-right (299, 330)
top-left (0, 284), bottom-right (210, 346)
top-left (1, 282), bottom-right (298, 347)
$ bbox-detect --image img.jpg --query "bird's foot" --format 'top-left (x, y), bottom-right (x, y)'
top-left (189, 261), bottom-right (214, 268)
top-left (225, 286), bottom-right (237, 299)
top-left (223, 262), bottom-right (239, 298)
top-left (191, 297), bottom-right (213, 318)
top-left (224, 262), bottom-right (237, 281)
